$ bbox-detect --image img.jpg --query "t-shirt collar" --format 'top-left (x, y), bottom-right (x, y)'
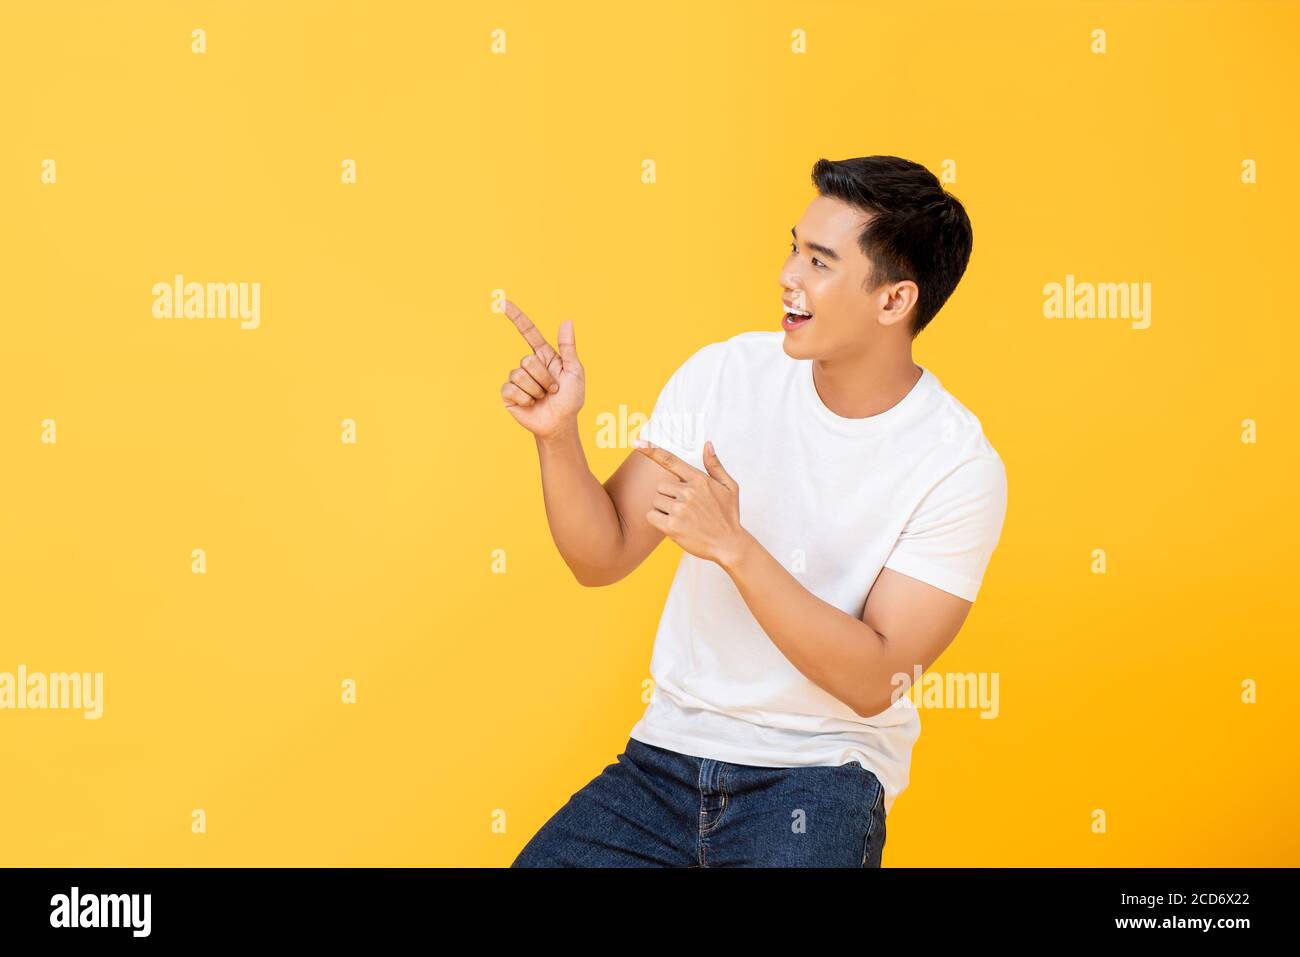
top-left (799, 358), bottom-right (936, 435)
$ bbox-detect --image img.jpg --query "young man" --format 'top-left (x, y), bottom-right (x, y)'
top-left (501, 156), bottom-right (1007, 868)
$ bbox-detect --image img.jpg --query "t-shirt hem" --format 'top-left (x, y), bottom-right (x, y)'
top-left (882, 553), bottom-right (981, 602)
top-left (628, 722), bottom-right (900, 814)
top-left (630, 721), bottom-right (868, 772)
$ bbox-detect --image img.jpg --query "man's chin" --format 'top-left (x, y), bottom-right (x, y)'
top-left (780, 331), bottom-right (817, 358)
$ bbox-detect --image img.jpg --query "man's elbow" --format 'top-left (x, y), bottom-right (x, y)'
top-left (566, 540), bottom-right (637, 587)
top-left (853, 698), bottom-right (889, 719)
top-left (853, 684), bottom-right (902, 719)
top-left (570, 562), bottom-right (625, 588)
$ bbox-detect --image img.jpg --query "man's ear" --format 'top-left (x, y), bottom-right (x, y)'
top-left (876, 279), bottom-right (918, 330)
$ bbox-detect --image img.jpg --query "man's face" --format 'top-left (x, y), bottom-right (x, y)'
top-left (779, 195), bottom-right (903, 359)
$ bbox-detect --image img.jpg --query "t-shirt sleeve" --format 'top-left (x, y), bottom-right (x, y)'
top-left (881, 453), bottom-right (1008, 602)
top-left (635, 341), bottom-right (728, 467)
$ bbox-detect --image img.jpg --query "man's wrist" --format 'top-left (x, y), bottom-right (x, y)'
top-left (535, 421), bottom-right (581, 450)
top-left (719, 529), bottom-right (760, 578)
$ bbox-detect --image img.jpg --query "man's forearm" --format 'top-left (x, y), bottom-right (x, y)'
top-left (720, 530), bottom-right (894, 716)
top-left (534, 424), bottom-right (625, 585)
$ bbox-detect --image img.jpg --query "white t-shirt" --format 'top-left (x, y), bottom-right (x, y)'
top-left (627, 330), bottom-right (1008, 816)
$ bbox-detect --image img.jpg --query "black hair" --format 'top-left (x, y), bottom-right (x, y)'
top-left (811, 156), bottom-right (973, 338)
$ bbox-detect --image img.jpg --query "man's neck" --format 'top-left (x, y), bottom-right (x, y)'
top-left (810, 347), bottom-right (922, 419)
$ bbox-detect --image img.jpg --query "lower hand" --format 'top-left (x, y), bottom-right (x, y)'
top-left (632, 438), bottom-right (750, 568)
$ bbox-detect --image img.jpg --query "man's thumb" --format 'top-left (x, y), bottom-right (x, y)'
top-left (557, 319), bottom-right (580, 367)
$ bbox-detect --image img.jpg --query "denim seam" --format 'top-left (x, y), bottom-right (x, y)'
top-left (696, 761), bottom-right (708, 867)
top-left (699, 765), bottom-right (730, 836)
top-left (861, 776), bottom-right (884, 867)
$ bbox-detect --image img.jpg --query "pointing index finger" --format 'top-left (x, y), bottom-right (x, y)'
top-left (632, 438), bottom-right (703, 482)
top-left (502, 299), bottom-right (559, 366)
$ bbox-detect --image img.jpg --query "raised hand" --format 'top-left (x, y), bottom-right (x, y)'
top-left (499, 299), bottom-right (586, 437)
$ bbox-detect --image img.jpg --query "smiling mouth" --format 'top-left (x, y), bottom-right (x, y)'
top-left (782, 310), bottom-right (813, 331)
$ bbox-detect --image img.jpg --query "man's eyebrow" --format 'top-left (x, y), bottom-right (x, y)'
top-left (791, 226), bottom-right (841, 262)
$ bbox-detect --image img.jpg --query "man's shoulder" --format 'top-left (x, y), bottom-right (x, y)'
top-left (922, 372), bottom-right (1000, 455)
top-left (718, 330), bottom-right (790, 371)
top-left (722, 329), bottom-right (788, 358)
top-left (686, 329), bottom-right (784, 354)
top-left (674, 330), bottom-right (786, 379)
top-left (724, 329), bottom-right (785, 347)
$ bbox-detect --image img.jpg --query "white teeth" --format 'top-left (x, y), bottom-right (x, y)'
top-left (785, 305), bottom-right (811, 317)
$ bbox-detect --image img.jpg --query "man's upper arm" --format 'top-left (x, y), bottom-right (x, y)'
top-left (881, 453), bottom-right (1008, 603)
top-left (860, 567), bottom-right (973, 713)
top-left (859, 452), bottom-right (1008, 713)
top-left (599, 449), bottom-right (670, 583)
top-left (592, 341), bottom-right (728, 586)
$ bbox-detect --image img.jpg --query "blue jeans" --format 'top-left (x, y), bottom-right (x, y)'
top-left (512, 736), bottom-right (887, 867)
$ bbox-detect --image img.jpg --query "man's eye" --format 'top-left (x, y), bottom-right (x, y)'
top-left (789, 241), bottom-right (826, 268)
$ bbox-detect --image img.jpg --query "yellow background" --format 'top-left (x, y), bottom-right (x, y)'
top-left (1, 0), bottom-right (1296, 866)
